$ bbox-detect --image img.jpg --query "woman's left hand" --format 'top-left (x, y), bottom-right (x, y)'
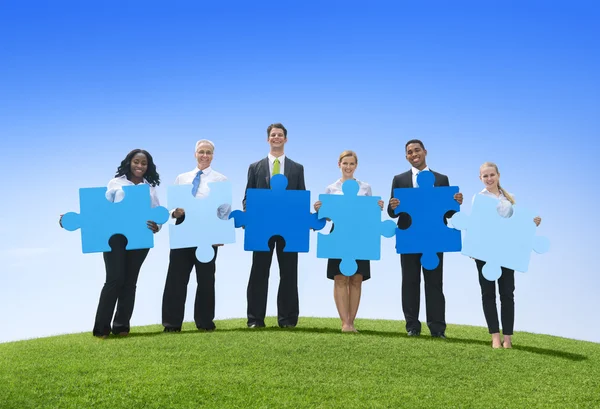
top-left (147, 221), bottom-right (159, 233)
top-left (377, 200), bottom-right (384, 210)
top-left (533, 216), bottom-right (541, 226)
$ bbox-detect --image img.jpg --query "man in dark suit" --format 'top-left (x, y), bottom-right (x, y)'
top-left (387, 139), bottom-right (463, 339)
top-left (243, 123), bottom-right (306, 328)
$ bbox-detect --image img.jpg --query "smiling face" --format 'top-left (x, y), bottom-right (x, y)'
top-left (405, 142), bottom-right (427, 170)
top-left (195, 143), bottom-right (214, 170)
top-left (480, 165), bottom-right (500, 191)
top-left (130, 152), bottom-right (148, 179)
top-left (339, 155), bottom-right (357, 179)
top-left (267, 127), bottom-right (287, 151)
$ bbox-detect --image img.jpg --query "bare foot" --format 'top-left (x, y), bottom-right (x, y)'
top-left (118, 332), bottom-right (129, 337)
top-left (342, 324), bottom-right (354, 332)
top-left (491, 333), bottom-right (502, 349)
top-left (503, 335), bottom-right (512, 349)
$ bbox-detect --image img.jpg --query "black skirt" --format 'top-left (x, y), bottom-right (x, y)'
top-left (326, 258), bottom-right (371, 281)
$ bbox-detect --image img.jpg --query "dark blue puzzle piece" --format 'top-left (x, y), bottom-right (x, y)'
top-left (394, 170), bottom-right (461, 269)
top-left (62, 184), bottom-right (169, 253)
top-left (229, 174), bottom-right (326, 252)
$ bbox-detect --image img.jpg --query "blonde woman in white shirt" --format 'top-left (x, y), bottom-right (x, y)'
top-left (313, 150), bottom-right (384, 333)
top-left (60, 149), bottom-right (163, 339)
top-left (475, 162), bottom-right (541, 349)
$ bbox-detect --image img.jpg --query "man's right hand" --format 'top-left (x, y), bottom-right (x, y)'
top-left (173, 208), bottom-right (185, 218)
top-left (389, 198), bottom-right (400, 210)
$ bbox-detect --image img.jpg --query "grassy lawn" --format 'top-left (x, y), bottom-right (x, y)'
top-left (1, 317), bottom-right (598, 408)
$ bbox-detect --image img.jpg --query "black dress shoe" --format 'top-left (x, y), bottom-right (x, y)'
top-left (197, 327), bottom-right (215, 332)
top-left (431, 332), bottom-right (447, 339)
top-left (279, 324), bottom-right (296, 328)
top-left (163, 326), bottom-right (181, 333)
top-left (248, 322), bottom-right (265, 328)
top-left (407, 330), bottom-right (421, 336)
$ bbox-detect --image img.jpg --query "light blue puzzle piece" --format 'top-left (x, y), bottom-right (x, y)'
top-left (449, 194), bottom-right (550, 280)
top-left (62, 184), bottom-right (170, 253)
top-left (229, 174), bottom-right (326, 252)
top-left (317, 179), bottom-right (396, 276)
top-left (168, 181), bottom-right (235, 263)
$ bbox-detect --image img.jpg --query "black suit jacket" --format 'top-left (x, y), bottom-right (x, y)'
top-left (243, 157), bottom-right (306, 210)
top-left (387, 169), bottom-right (450, 229)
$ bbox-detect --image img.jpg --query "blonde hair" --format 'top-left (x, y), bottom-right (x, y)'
top-left (338, 150), bottom-right (358, 164)
top-left (480, 162), bottom-right (515, 204)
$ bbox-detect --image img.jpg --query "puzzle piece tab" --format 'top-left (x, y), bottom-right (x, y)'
top-left (229, 174), bottom-right (326, 252)
top-left (62, 184), bottom-right (170, 253)
top-left (317, 179), bottom-right (396, 275)
top-left (168, 181), bottom-right (235, 263)
top-left (449, 194), bottom-right (550, 280)
top-left (394, 170), bottom-right (461, 270)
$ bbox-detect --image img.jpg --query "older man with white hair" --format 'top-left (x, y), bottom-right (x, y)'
top-left (162, 139), bottom-right (229, 332)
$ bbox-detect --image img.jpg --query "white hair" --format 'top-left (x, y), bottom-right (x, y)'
top-left (195, 139), bottom-right (215, 152)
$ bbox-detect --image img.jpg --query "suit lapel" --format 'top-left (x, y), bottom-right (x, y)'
top-left (260, 157), bottom-right (270, 188)
top-left (284, 157), bottom-right (292, 186)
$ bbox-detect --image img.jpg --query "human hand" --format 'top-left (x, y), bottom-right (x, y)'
top-left (454, 192), bottom-right (463, 205)
top-left (173, 208), bottom-right (185, 218)
top-left (314, 200), bottom-right (322, 212)
top-left (59, 214), bottom-right (64, 228)
top-left (147, 221), bottom-right (159, 233)
top-left (377, 200), bottom-right (384, 210)
top-left (533, 216), bottom-right (541, 226)
top-left (389, 198), bottom-right (400, 210)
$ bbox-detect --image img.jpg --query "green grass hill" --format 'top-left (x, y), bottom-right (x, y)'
top-left (1, 318), bottom-right (599, 408)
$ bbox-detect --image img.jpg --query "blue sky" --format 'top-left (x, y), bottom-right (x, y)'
top-left (1, 0), bottom-right (599, 344)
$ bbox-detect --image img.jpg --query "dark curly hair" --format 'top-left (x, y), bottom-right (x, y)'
top-left (115, 149), bottom-right (161, 186)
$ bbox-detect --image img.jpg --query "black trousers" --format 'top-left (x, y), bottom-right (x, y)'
top-left (94, 235), bottom-right (149, 336)
top-left (247, 237), bottom-right (299, 327)
top-left (475, 259), bottom-right (515, 335)
top-left (401, 253), bottom-right (446, 334)
top-left (162, 246), bottom-right (218, 330)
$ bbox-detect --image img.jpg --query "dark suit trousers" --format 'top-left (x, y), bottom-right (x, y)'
top-left (94, 235), bottom-right (149, 336)
top-left (475, 259), bottom-right (515, 335)
top-left (401, 253), bottom-right (446, 334)
top-left (247, 237), bottom-right (299, 327)
top-left (162, 246), bottom-right (218, 330)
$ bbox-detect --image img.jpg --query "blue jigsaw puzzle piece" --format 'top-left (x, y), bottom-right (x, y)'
top-left (62, 184), bottom-right (170, 253)
top-left (229, 174), bottom-right (325, 252)
top-left (394, 170), bottom-right (461, 270)
top-left (168, 181), bottom-right (235, 263)
top-left (449, 194), bottom-right (550, 281)
top-left (317, 179), bottom-right (396, 276)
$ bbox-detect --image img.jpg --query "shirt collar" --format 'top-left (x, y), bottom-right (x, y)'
top-left (193, 166), bottom-right (212, 176)
top-left (268, 153), bottom-right (285, 164)
top-left (118, 174), bottom-right (149, 185)
top-left (412, 166), bottom-right (429, 175)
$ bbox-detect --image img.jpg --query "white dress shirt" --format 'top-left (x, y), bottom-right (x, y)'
top-left (412, 166), bottom-right (430, 187)
top-left (325, 178), bottom-right (373, 196)
top-left (268, 153), bottom-right (285, 176)
top-left (106, 175), bottom-right (161, 208)
top-left (474, 188), bottom-right (514, 218)
top-left (105, 175), bottom-right (163, 230)
top-left (172, 166), bottom-right (230, 219)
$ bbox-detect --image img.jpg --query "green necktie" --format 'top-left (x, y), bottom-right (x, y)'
top-left (273, 158), bottom-right (280, 176)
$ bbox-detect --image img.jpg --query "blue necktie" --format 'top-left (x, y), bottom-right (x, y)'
top-left (191, 170), bottom-right (203, 196)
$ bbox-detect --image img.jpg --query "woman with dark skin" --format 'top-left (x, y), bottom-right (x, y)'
top-left (60, 149), bottom-right (163, 338)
